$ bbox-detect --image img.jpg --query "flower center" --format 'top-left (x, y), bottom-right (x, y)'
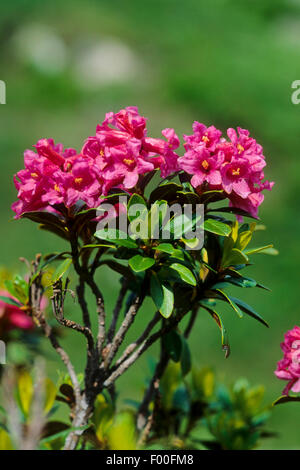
top-left (202, 135), bottom-right (210, 144)
top-left (54, 184), bottom-right (60, 192)
top-left (123, 158), bottom-right (135, 166)
top-left (74, 177), bottom-right (83, 185)
top-left (202, 159), bottom-right (210, 170)
top-left (237, 144), bottom-right (244, 154)
top-left (232, 167), bottom-right (240, 176)
top-left (30, 172), bottom-right (39, 179)
top-left (99, 149), bottom-right (105, 157)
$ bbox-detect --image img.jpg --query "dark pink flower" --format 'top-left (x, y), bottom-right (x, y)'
top-left (275, 326), bottom-right (300, 395)
top-left (221, 158), bottom-right (251, 198)
top-left (178, 146), bottom-right (223, 187)
top-left (82, 107), bottom-right (180, 186)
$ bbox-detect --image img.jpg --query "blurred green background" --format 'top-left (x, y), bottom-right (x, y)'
top-left (1, 0), bottom-right (300, 449)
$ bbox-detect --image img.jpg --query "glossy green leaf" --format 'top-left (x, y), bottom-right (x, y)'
top-left (0, 295), bottom-right (21, 307)
top-left (53, 258), bottom-right (72, 282)
top-left (162, 330), bottom-right (182, 362)
top-left (213, 289), bottom-right (243, 318)
top-left (229, 296), bottom-right (269, 327)
top-left (169, 263), bottom-right (197, 286)
top-left (150, 274), bottom-right (174, 318)
top-left (127, 194), bottom-right (148, 222)
top-left (129, 254), bottom-right (155, 272)
top-left (200, 304), bottom-right (230, 358)
top-left (95, 229), bottom-right (138, 249)
top-left (245, 245), bottom-right (278, 256)
top-left (180, 336), bottom-right (192, 376)
top-left (203, 219), bottom-right (231, 237)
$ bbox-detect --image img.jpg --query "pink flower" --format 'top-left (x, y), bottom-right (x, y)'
top-left (82, 107), bottom-right (180, 186)
top-left (179, 122), bottom-right (273, 218)
top-left (178, 146), bottom-right (223, 187)
top-left (221, 158), bottom-right (251, 198)
top-left (184, 122), bottom-right (222, 152)
top-left (275, 326), bottom-right (300, 395)
top-left (0, 290), bottom-right (34, 336)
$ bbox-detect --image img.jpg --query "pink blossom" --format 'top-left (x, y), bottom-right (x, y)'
top-left (184, 122), bottom-right (222, 152)
top-left (275, 326), bottom-right (300, 395)
top-left (179, 122), bottom-right (273, 218)
top-left (82, 107), bottom-right (180, 186)
top-left (178, 146), bottom-right (223, 187)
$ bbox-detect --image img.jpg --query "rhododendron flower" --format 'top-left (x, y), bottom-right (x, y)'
top-left (275, 326), bottom-right (300, 395)
top-left (12, 139), bottom-right (80, 218)
top-left (178, 146), bottom-right (223, 187)
top-left (0, 290), bottom-right (34, 336)
top-left (178, 122), bottom-right (273, 218)
top-left (82, 106), bottom-right (180, 186)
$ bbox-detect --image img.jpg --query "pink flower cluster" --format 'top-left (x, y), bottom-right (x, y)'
top-left (178, 123), bottom-right (274, 218)
top-left (12, 107), bottom-right (180, 218)
top-left (275, 326), bottom-right (300, 395)
top-left (11, 107), bottom-right (273, 219)
top-left (0, 290), bottom-right (34, 336)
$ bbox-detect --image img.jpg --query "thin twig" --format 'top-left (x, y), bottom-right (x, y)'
top-left (114, 311), bottom-right (160, 369)
top-left (51, 280), bottom-right (94, 351)
top-left (103, 295), bottom-right (142, 369)
top-left (107, 279), bottom-right (128, 343)
top-left (184, 304), bottom-right (199, 339)
top-left (137, 341), bottom-right (169, 432)
top-left (104, 310), bottom-right (186, 388)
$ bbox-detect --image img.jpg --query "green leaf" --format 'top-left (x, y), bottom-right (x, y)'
top-left (200, 304), bottom-right (230, 358)
top-left (245, 245), bottom-right (278, 256)
top-left (0, 295), bottom-right (21, 307)
top-left (207, 206), bottom-right (256, 219)
top-left (213, 289), bottom-right (243, 318)
top-left (162, 330), bottom-right (182, 362)
top-left (180, 336), bottom-right (192, 376)
top-left (152, 243), bottom-right (175, 254)
top-left (95, 229), bottom-right (138, 249)
top-left (129, 255), bottom-right (155, 272)
top-left (98, 260), bottom-right (135, 280)
top-left (150, 274), bottom-right (174, 318)
top-left (222, 248), bottom-right (249, 268)
top-left (225, 276), bottom-right (257, 288)
top-left (229, 296), bottom-right (269, 327)
top-left (273, 395), bottom-right (300, 406)
top-left (127, 194), bottom-right (148, 223)
top-left (169, 263), bottom-right (197, 286)
top-left (82, 243), bottom-right (116, 250)
top-left (203, 219), bottom-right (231, 237)
top-left (149, 182), bottom-right (182, 204)
top-left (52, 258), bottom-right (72, 282)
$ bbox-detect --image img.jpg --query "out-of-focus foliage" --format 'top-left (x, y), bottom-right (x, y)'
top-left (144, 363), bottom-right (273, 450)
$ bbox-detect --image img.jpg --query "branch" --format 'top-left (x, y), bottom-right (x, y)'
top-left (29, 258), bottom-right (81, 404)
top-left (107, 279), bottom-right (128, 343)
top-left (184, 304), bottom-right (199, 338)
top-left (137, 340), bottom-right (169, 432)
top-left (103, 295), bottom-right (143, 369)
top-left (104, 310), bottom-right (186, 388)
top-left (51, 279), bottom-right (94, 351)
top-left (114, 311), bottom-right (160, 369)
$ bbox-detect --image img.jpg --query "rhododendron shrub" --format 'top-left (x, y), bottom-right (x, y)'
top-left (4, 107), bottom-right (276, 450)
